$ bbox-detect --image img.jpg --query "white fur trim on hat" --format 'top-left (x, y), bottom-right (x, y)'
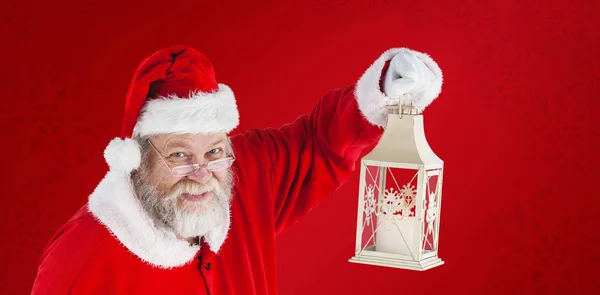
top-left (133, 83), bottom-right (239, 136)
top-left (103, 138), bottom-right (141, 174)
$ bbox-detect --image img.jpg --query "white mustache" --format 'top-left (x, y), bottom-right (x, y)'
top-left (167, 178), bottom-right (220, 199)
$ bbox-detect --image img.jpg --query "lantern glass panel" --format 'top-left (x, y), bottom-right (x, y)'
top-left (357, 163), bottom-right (422, 261)
top-left (358, 164), bottom-right (379, 253)
top-left (422, 169), bottom-right (442, 258)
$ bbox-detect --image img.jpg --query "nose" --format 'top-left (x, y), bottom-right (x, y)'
top-left (185, 166), bottom-right (213, 184)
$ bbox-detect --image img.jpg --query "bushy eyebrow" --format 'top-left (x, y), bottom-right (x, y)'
top-left (164, 141), bottom-right (192, 151)
top-left (208, 138), bottom-right (226, 147)
top-left (163, 138), bottom-right (226, 151)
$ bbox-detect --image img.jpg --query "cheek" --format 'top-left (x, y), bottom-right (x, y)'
top-left (213, 170), bottom-right (229, 184)
top-left (147, 164), bottom-right (179, 190)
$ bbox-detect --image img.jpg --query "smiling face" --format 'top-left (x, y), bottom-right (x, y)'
top-left (131, 132), bottom-right (235, 239)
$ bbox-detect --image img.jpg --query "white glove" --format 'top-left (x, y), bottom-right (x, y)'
top-left (383, 50), bottom-right (442, 111)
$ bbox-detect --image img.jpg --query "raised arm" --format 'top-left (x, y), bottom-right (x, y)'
top-left (232, 48), bottom-right (443, 234)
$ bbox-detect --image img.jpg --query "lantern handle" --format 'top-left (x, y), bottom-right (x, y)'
top-left (387, 101), bottom-right (418, 119)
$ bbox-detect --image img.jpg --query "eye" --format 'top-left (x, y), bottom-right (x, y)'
top-left (209, 148), bottom-right (222, 155)
top-left (170, 152), bottom-right (186, 158)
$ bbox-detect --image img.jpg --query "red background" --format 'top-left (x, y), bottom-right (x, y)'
top-left (1, 0), bottom-right (599, 294)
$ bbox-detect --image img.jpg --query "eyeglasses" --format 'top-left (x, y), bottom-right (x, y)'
top-left (147, 140), bottom-right (235, 177)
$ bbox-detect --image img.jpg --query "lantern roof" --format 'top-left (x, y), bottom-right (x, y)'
top-left (363, 107), bottom-right (442, 167)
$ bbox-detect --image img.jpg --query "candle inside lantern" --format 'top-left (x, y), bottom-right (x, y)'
top-left (375, 183), bottom-right (418, 257)
top-left (376, 217), bottom-right (417, 257)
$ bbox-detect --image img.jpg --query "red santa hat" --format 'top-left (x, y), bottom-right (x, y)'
top-left (103, 45), bottom-right (239, 174)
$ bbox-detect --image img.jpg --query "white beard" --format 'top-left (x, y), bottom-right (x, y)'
top-left (132, 169), bottom-right (233, 240)
top-left (170, 184), bottom-right (231, 238)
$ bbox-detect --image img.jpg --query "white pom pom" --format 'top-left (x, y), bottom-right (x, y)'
top-left (103, 138), bottom-right (141, 173)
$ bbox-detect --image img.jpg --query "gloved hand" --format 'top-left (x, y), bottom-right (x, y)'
top-left (382, 49), bottom-right (442, 111)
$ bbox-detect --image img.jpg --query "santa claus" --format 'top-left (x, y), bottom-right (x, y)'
top-left (30, 45), bottom-right (442, 294)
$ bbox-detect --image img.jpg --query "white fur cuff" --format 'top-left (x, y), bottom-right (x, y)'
top-left (354, 48), bottom-right (443, 127)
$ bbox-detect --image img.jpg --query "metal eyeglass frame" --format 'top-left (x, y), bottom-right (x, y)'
top-left (147, 139), bottom-right (236, 177)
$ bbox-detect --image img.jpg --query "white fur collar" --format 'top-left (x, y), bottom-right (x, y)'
top-left (87, 169), bottom-right (230, 269)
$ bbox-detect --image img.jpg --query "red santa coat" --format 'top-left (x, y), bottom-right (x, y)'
top-left (31, 49), bottom-right (418, 294)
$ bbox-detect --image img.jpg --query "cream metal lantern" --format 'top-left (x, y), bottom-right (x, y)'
top-left (349, 104), bottom-right (444, 271)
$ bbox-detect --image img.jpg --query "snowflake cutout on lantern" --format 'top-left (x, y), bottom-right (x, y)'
top-left (377, 187), bottom-right (401, 231)
top-left (426, 191), bottom-right (437, 224)
top-left (363, 184), bottom-right (376, 226)
top-left (379, 187), bottom-right (402, 217)
top-left (399, 184), bottom-right (417, 218)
